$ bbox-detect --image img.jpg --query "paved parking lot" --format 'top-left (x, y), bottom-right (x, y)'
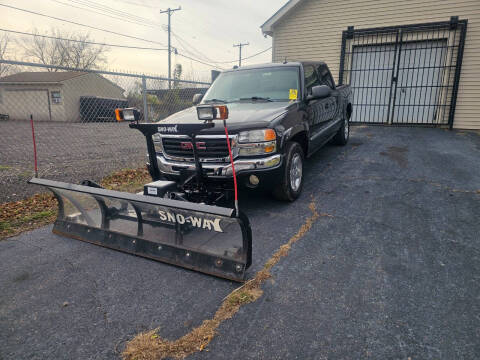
top-left (1, 126), bottom-right (479, 359)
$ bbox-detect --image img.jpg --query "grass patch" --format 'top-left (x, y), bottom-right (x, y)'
top-left (0, 221), bottom-right (12, 231)
top-left (0, 193), bottom-right (58, 239)
top-left (101, 167), bottom-right (150, 193)
top-left (0, 167), bottom-right (150, 240)
top-left (0, 165), bottom-right (12, 171)
top-left (122, 201), bottom-right (323, 360)
top-left (225, 290), bottom-right (258, 307)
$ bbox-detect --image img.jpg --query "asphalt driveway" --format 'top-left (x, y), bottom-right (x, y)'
top-left (1, 126), bottom-right (479, 359)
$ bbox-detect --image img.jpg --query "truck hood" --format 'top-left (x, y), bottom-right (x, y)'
top-left (158, 101), bottom-right (292, 133)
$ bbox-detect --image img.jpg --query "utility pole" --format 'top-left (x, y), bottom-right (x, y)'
top-left (160, 6), bottom-right (181, 89)
top-left (233, 42), bottom-right (249, 67)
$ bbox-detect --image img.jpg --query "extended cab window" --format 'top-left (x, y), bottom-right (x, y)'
top-left (304, 65), bottom-right (321, 95)
top-left (203, 67), bottom-right (299, 102)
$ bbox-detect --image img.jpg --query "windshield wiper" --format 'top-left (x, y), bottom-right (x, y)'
top-left (203, 98), bottom-right (227, 103)
top-left (239, 96), bottom-right (273, 102)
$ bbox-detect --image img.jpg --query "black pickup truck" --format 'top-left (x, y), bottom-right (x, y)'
top-left (150, 61), bottom-right (352, 201)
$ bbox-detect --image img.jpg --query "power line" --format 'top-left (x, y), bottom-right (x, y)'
top-left (0, 3), bottom-right (166, 46)
top-left (116, 0), bottom-right (157, 9)
top-left (50, 0), bottom-right (160, 29)
top-left (170, 30), bottom-right (216, 63)
top-left (213, 46), bottom-right (273, 64)
top-left (0, 27), bottom-right (224, 69)
top-left (238, 46), bottom-right (272, 61)
top-left (64, 0), bottom-right (161, 27)
top-left (169, 30), bottom-right (271, 65)
top-left (0, 3), bottom-right (264, 69)
top-left (176, 52), bottom-right (225, 70)
top-left (0, 28), bottom-right (168, 51)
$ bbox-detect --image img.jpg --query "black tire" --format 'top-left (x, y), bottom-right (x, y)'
top-left (272, 141), bottom-right (304, 201)
top-left (333, 117), bottom-right (350, 146)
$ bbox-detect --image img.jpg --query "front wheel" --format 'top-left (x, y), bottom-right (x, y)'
top-left (272, 141), bottom-right (304, 201)
top-left (333, 117), bottom-right (349, 145)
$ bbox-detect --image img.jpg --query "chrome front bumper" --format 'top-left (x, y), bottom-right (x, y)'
top-left (155, 153), bottom-right (282, 177)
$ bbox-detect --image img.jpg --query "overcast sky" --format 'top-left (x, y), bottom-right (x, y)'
top-left (1, 0), bottom-right (285, 79)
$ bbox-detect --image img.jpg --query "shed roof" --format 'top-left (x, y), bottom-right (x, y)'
top-left (0, 71), bottom-right (87, 83)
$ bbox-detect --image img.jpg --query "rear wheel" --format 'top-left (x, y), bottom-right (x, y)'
top-left (333, 117), bottom-right (349, 145)
top-left (272, 141), bottom-right (304, 201)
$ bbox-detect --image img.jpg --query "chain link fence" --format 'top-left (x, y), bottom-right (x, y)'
top-left (0, 60), bottom-right (211, 202)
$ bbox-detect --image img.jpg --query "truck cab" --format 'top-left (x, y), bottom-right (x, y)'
top-left (150, 62), bottom-right (352, 201)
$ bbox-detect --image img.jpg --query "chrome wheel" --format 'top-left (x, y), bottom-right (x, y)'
top-left (290, 153), bottom-right (303, 192)
top-left (344, 118), bottom-right (349, 139)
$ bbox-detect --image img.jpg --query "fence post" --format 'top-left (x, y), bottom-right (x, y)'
top-left (142, 75), bottom-right (148, 122)
top-left (30, 114), bottom-right (38, 178)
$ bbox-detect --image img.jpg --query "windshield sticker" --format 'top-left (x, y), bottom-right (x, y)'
top-left (289, 89), bottom-right (298, 100)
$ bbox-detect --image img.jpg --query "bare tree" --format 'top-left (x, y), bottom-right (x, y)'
top-left (0, 33), bottom-right (16, 77)
top-left (21, 28), bottom-right (107, 71)
top-left (62, 32), bottom-right (107, 69)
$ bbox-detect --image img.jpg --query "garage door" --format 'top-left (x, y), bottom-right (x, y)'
top-left (350, 43), bottom-right (396, 124)
top-left (2, 89), bottom-right (50, 121)
top-left (351, 40), bottom-right (447, 124)
top-left (338, 19), bottom-right (467, 127)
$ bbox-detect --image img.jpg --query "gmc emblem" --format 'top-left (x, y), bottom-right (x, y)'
top-left (180, 141), bottom-right (206, 150)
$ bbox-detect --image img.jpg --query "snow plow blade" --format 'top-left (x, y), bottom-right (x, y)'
top-left (29, 178), bottom-right (252, 282)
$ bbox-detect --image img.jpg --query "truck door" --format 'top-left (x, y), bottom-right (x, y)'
top-left (305, 64), bottom-right (338, 151)
top-left (317, 64), bottom-right (339, 130)
top-left (303, 65), bottom-right (324, 151)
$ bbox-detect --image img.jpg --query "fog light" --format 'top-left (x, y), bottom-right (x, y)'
top-left (249, 175), bottom-right (259, 186)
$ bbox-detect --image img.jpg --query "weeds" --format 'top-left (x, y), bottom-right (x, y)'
top-left (0, 167), bottom-right (149, 240)
top-left (122, 201), bottom-right (323, 360)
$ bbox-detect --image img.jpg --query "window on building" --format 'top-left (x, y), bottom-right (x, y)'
top-left (304, 65), bottom-right (321, 95)
top-left (51, 91), bottom-right (62, 104)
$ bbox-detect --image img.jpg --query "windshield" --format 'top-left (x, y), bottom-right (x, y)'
top-left (203, 66), bottom-right (300, 102)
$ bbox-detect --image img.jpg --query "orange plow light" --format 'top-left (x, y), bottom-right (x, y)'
top-left (215, 105), bottom-right (229, 120)
top-left (115, 108), bottom-right (123, 122)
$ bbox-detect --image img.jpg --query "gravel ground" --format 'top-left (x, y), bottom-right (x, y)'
top-left (0, 120), bottom-right (146, 203)
top-left (1, 126), bottom-right (479, 359)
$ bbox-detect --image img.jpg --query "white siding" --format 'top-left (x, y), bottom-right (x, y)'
top-left (0, 84), bottom-right (65, 121)
top-left (271, 0), bottom-right (480, 129)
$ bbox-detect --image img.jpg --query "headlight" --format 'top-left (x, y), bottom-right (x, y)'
top-left (238, 141), bottom-right (276, 156)
top-left (152, 133), bottom-right (162, 153)
top-left (238, 129), bottom-right (276, 143)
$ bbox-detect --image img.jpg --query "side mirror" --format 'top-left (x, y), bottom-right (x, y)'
top-left (192, 93), bottom-right (204, 105)
top-left (307, 85), bottom-right (331, 101)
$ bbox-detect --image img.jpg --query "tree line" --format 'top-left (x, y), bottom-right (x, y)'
top-left (0, 28), bottom-right (108, 75)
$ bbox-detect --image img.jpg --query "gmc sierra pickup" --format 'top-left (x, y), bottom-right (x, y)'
top-left (150, 61), bottom-right (352, 201)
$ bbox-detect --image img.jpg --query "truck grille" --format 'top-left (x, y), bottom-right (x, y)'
top-left (162, 137), bottom-right (232, 159)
